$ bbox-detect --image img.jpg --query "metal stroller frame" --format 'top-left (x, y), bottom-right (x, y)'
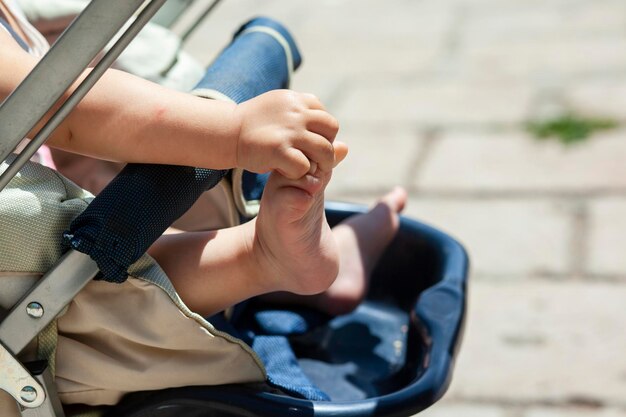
top-left (0, 1), bottom-right (469, 416)
top-left (0, 2), bottom-right (169, 415)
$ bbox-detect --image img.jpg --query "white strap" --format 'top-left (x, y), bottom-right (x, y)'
top-left (191, 88), bottom-right (236, 103)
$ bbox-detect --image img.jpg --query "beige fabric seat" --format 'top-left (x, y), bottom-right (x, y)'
top-left (0, 157), bottom-right (265, 407)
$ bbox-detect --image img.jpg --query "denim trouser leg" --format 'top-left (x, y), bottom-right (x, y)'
top-left (191, 16), bottom-right (303, 221)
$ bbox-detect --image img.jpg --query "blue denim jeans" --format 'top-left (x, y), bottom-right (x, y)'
top-left (192, 16), bottom-right (303, 212)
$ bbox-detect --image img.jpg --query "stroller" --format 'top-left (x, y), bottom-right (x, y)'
top-left (0, 0), bottom-right (469, 416)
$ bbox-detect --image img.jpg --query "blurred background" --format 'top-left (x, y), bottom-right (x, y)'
top-left (174, 0), bottom-right (625, 416)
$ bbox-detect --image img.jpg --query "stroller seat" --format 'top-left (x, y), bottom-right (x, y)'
top-left (0, 1), bottom-right (469, 416)
top-left (104, 202), bottom-right (468, 417)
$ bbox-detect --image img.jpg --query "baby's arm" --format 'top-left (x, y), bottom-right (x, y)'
top-left (0, 30), bottom-right (339, 177)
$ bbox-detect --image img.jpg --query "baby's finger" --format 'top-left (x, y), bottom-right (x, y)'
top-left (277, 148), bottom-right (311, 180)
top-left (333, 141), bottom-right (349, 167)
top-left (306, 109), bottom-right (339, 143)
top-left (270, 169), bottom-right (325, 198)
top-left (296, 132), bottom-right (335, 173)
top-left (301, 93), bottom-right (326, 110)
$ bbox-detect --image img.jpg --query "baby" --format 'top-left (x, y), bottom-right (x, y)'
top-left (0, 2), bottom-right (408, 407)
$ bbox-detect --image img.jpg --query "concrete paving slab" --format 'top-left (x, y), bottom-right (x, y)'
top-left (445, 281), bottom-right (626, 406)
top-left (335, 80), bottom-right (532, 126)
top-left (404, 198), bottom-right (571, 276)
top-left (463, 2), bottom-right (626, 44)
top-left (417, 402), bottom-right (507, 417)
top-left (568, 80), bottom-right (626, 122)
top-left (324, 122), bottom-right (422, 195)
top-left (459, 38), bottom-right (626, 81)
top-left (446, 0), bottom-right (623, 8)
top-left (525, 407), bottom-right (626, 417)
top-left (589, 198), bottom-right (626, 276)
top-left (295, 0), bottom-right (453, 43)
top-left (414, 130), bottom-right (626, 193)
top-left (293, 37), bottom-right (440, 80)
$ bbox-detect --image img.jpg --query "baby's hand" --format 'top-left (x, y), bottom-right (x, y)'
top-left (233, 90), bottom-right (340, 179)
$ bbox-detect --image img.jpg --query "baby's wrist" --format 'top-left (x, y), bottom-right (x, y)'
top-left (228, 102), bottom-right (244, 169)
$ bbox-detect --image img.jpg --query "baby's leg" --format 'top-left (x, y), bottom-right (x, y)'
top-left (148, 168), bottom-right (340, 317)
top-left (311, 187), bottom-right (407, 315)
top-left (263, 187), bottom-right (407, 315)
top-left (252, 169), bottom-right (339, 296)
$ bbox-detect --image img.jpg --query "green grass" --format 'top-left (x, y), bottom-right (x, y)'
top-left (526, 113), bottom-right (618, 145)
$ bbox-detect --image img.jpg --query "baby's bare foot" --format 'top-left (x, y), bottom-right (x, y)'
top-left (252, 169), bottom-right (339, 296)
top-left (311, 187), bottom-right (407, 315)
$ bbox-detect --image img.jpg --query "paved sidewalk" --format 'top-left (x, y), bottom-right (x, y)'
top-left (181, 0), bottom-right (626, 415)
